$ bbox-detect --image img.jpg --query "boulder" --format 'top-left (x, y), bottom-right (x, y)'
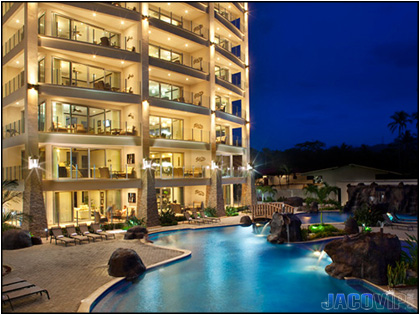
top-left (344, 217), bottom-right (359, 235)
top-left (124, 226), bottom-right (148, 240)
top-left (310, 202), bottom-right (319, 213)
top-left (31, 236), bottom-right (43, 245)
top-left (324, 232), bottom-right (401, 285)
top-left (284, 197), bottom-right (304, 207)
top-left (240, 215), bottom-right (252, 226)
top-left (267, 212), bottom-right (302, 244)
top-left (2, 229), bottom-right (33, 250)
top-left (108, 248), bottom-right (146, 280)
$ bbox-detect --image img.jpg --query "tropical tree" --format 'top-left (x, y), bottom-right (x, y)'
top-left (281, 164), bottom-right (293, 187)
top-left (303, 182), bottom-right (339, 205)
top-left (2, 180), bottom-right (31, 231)
top-left (256, 185), bottom-right (277, 202)
top-left (388, 111), bottom-right (411, 137)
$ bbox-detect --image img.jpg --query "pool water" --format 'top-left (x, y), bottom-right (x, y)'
top-left (296, 212), bottom-right (350, 224)
top-left (92, 226), bottom-right (415, 313)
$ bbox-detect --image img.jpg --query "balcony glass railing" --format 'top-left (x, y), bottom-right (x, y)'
top-left (48, 15), bottom-right (136, 52)
top-left (55, 163), bottom-right (139, 180)
top-left (149, 6), bottom-right (209, 39)
top-left (216, 134), bottom-right (243, 147)
top-left (215, 74), bottom-right (245, 90)
top-left (3, 26), bottom-right (24, 56)
top-left (221, 166), bottom-right (247, 178)
top-left (3, 71), bottom-right (24, 97)
top-left (214, 3), bottom-right (244, 33)
top-left (2, 165), bottom-right (23, 181)
top-left (48, 119), bottom-right (140, 136)
top-left (3, 119), bottom-right (24, 139)
top-left (215, 38), bottom-right (245, 62)
top-left (149, 44), bottom-right (209, 72)
top-left (150, 128), bottom-right (210, 143)
top-left (151, 164), bottom-right (211, 179)
top-left (2, 2), bottom-right (14, 16)
top-left (109, 2), bottom-right (139, 12)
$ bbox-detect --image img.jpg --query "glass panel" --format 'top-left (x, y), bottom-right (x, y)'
top-left (172, 85), bottom-right (182, 100)
top-left (38, 102), bottom-right (46, 132)
top-left (106, 190), bottom-right (122, 222)
top-left (171, 51), bottom-right (182, 63)
top-left (54, 15), bottom-right (70, 39)
top-left (149, 81), bottom-right (160, 97)
top-left (38, 13), bottom-right (45, 35)
top-left (149, 116), bottom-right (160, 138)
top-left (109, 32), bottom-right (120, 48)
top-left (72, 20), bottom-right (88, 42)
top-left (54, 192), bottom-right (73, 224)
top-left (161, 48), bottom-right (171, 61)
top-left (149, 45), bottom-right (160, 58)
top-left (72, 63), bottom-right (88, 88)
top-left (160, 118), bottom-right (172, 139)
top-left (105, 71), bottom-right (120, 92)
top-left (106, 149), bottom-right (121, 172)
top-left (74, 191), bottom-right (90, 220)
top-left (54, 147), bottom-right (71, 178)
top-left (72, 149), bottom-right (88, 178)
top-left (53, 59), bottom-right (71, 86)
top-left (89, 107), bottom-right (105, 134)
top-left (90, 67), bottom-right (105, 89)
top-left (90, 26), bottom-right (106, 45)
top-left (173, 187), bottom-right (184, 206)
top-left (51, 102), bottom-right (71, 131)
top-left (172, 119), bottom-right (183, 140)
top-left (70, 105), bottom-right (88, 133)
top-left (161, 153), bottom-right (173, 178)
top-left (90, 149), bottom-right (106, 176)
top-left (38, 59), bottom-right (45, 83)
top-left (160, 83), bottom-right (171, 100)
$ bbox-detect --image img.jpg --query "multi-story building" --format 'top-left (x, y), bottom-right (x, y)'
top-left (2, 2), bottom-right (254, 236)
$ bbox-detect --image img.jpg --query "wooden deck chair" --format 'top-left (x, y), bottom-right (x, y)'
top-left (65, 225), bottom-right (90, 244)
top-left (50, 227), bottom-right (76, 246)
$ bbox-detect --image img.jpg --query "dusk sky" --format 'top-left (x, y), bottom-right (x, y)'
top-left (248, 2), bottom-right (418, 151)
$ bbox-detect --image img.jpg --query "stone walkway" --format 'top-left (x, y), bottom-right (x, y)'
top-left (2, 214), bottom-right (418, 312)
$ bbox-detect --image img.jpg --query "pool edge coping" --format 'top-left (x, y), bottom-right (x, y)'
top-left (344, 277), bottom-right (419, 310)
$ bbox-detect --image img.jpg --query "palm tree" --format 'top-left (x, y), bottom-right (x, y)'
top-left (388, 111), bottom-right (411, 137)
top-left (303, 182), bottom-right (339, 224)
top-left (2, 180), bottom-right (30, 231)
top-left (281, 164), bottom-right (292, 187)
top-left (256, 185), bottom-right (277, 202)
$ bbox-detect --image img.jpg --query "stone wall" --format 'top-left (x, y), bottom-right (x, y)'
top-left (344, 182), bottom-right (418, 214)
top-left (137, 169), bottom-right (160, 227)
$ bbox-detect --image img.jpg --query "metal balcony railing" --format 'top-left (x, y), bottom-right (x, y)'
top-left (3, 71), bottom-right (24, 97)
top-left (3, 25), bottom-right (24, 56)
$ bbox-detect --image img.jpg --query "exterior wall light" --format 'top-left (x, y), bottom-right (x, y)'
top-left (27, 83), bottom-right (39, 91)
top-left (28, 157), bottom-right (40, 169)
top-left (247, 164), bottom-right (253, 171)
top-left (210, 42), bottom-right (215, 46)
top-left (142, 15), bottom-right (149, 21)
top-left (142, 158), bottom-right (152, 169)
top-left (211, 161), bottom-right (219, 170)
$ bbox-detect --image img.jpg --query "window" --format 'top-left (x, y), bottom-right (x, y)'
top-left (38, 102), bottom-right (46, 132)
top-left (38, 13), bottom-right (45, 35)
top-left (38, 59), bottom-right (45, 83)
top-left (216, 125), bottom-right (229, 144)
top-left (215, 66), bottom-right (229, 81)
top-left (149, 116), bottom-right (183, 140)
top-left (215, 95), bottom-right (230, 112)
top-left (149, 80), bottom-right (183, 101)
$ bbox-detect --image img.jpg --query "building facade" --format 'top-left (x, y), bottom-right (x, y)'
top-left (2, 2), bottom-right (253, 235)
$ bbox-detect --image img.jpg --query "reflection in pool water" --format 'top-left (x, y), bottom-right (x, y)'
top-left (296, 212), bottom-right (350, 224)
top-left (92, 226), bottom-right (415, 313)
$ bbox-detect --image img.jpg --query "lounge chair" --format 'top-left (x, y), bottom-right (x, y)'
top-left (2, 285), bottom-right (50, 310)
top-left (91, 223), bottom-right (116, 240)
top-left (50, 226), bottom-right (77, 246)
top-left (65, 225), bottom-right (90, 244)
top-left (199, 210), bottom-right (221, 223)
top-left (390, 213), bottom-right (418, 224)
top-left (184, 211), bottom-right (204, 224)
top-left (2, 281), bottom-right (35, 293)
top-left (2, 277), bottom-right (25, 286)
top-left (78, 223), bottom-right (103, 241)
top-left (382, 214), bottom-right (414, 231)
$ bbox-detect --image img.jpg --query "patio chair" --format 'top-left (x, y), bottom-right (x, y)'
top-left (78, 223), bottom-right (103, 241)
top-left (2, 277), bottom-right (25, 287)
top-left (382, 214), bottom-right (414, 231)
top-left (199, 210), bottom-right (221, 223)
top-left (2, 281), bottom-right (35, 293)
top-left (184, 211), bottom-right (204, 224)
top-left (91, 223), bottom-right (116, 240)
top-left (99, 167), bottom-right (111, 178)
top-left (389, 213), bottom-right (418, 224)
top-left (65, 225), bottom-right (90, 244)
top-left (2, 285), bottom-right (50, 310)
top-left (50, 226), bottom-right (76, 246)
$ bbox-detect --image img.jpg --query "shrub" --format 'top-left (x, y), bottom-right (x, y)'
top-left (387, 261), bottom-right (408, 287)
top-left (353, 203), bottom-right (386, 226)
top-left (307, 224), bottom-right (345, 240)
top-left (401, 234), bottom-right (418, 271)
top-left (159, 208), bottom-right (178, 226)
top-left (301, 228), bottom-right (309, 241)
top-left (225, 206), bottom-right (239, 216)
top-left (124, 217), bottom-right (146, 230)
top-left (204, 207), bottom-right (217, 217)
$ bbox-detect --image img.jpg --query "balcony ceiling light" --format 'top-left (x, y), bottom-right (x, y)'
top-left (148, 30), bottom-right (151, 34)
top-left (217, 87), bottom-right (220, 91)
top-left (168, 37), bottom-right (171, 40)
top-left (185, 43), bottom-right (188, 47)
top-left (121, 61), bottom-right (125, 64)
top-left (229, 63), bottom-right (232, 66)
top-left (16, 19), bottom-right (19, 23)
top-left (16, 60), bottom-right (19, 64)
top-left (217, 27), bottom-right (219, 30)
top-left (167, 2), bottom-right (170, 5)
top-left (93, 12), bottom-right (96, 17)
top-left (186, 78), bottom-right (189, 81)
top-left (185, 10), bottom-right (188, 13)
top-left (149, 68), bottom-right (151, 71)
top-left (217, 57), bottom-right (220, 60)
top-left (121, 21), bottom-right (125, 25)
top-left (228, 5), bottom-right (231, 9)
top-left (228, 34), bottom-right (231, 37)
top-left (168, 73), bottom-right (171, 76)
top-left (93, 55), bottom-right (96, 58)
top-left (16, 102), bottom-right (19, 105)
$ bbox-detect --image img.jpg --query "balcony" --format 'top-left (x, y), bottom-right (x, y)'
top-left (3, 26), bottom-right (24, 57)
top-left (3, 71), bottom-right (24, 98)
top-left (150, 127), bottom-right (210, 144)
top-left (2, 165), bottom-right (23, 181)
top-left (47, 120), bottom-right (140, 137)
top-left (3, 118), bottom-right (24, 139)
top-left (220, 166), bottom-right (247, 178)
top-left (54, 163), bottom-right (139, 180)
top-left (216, 133), bottom-right (243, 147)
top-left (214, 3), bottom-right (244, 35)
top-left (215, 74), bottom-right (245, 96)
top-left (2, 2), bottom-right (14, 16)
top-left (149, 43), bottom-right (209, 74)
top-left (44, 14), bottom-right (137, 53)
top-left (108, 2), bottom-right (139, 12)
top-left (153, 164), bottom-right (211, 179)
top-left (149, 5), bottom-right (209, 44)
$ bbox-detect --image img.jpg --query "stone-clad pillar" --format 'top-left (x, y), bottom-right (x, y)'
top-left (206, 169), bottom-right (225, 216)
top-left (137, 169), bottom-right (160, 227)
top-left (242, 170), bottom-right (257, 206)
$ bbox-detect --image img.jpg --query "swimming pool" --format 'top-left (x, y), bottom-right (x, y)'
top-left (296, 211), bottom-right (350, 224)
top-left (92, 226), bottom-right (416, 313)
